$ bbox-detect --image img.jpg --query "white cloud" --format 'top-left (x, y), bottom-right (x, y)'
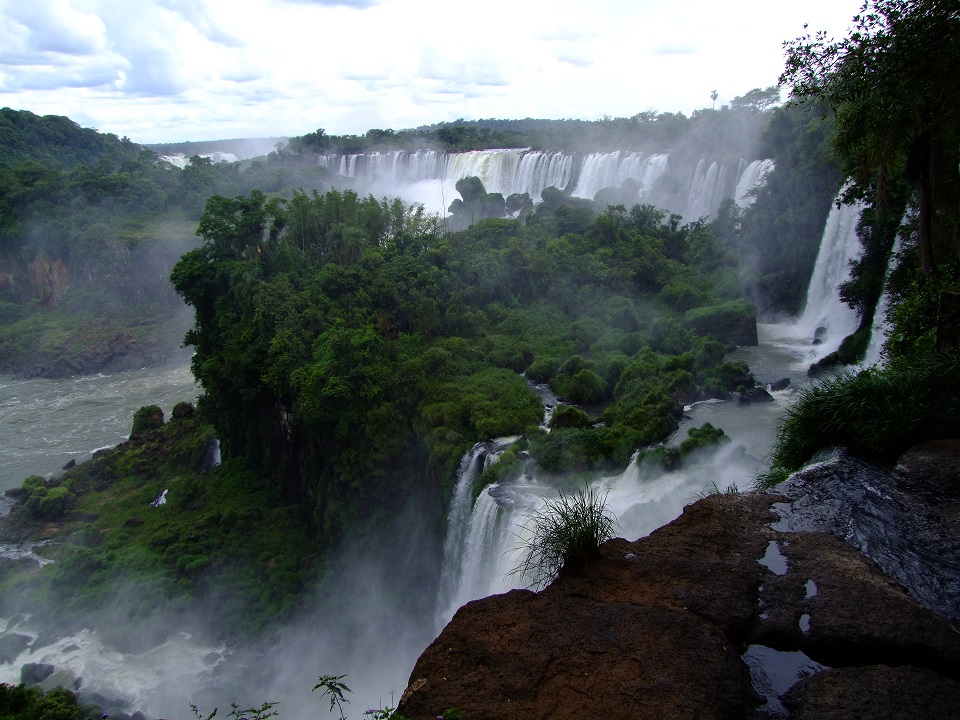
top-left (0, 0), bottom-right (864, 142)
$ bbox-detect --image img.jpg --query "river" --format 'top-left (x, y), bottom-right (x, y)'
top-left (0, 364), bottom-right (199, 505)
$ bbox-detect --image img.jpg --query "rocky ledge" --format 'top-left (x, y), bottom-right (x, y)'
top-left (397, 441), bottom-right (960, 720)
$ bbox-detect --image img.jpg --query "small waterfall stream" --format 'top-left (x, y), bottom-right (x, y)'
top-left (863, 212), bottom-right (911, 367)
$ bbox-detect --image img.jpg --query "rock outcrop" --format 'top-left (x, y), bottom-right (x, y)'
top-left (397, 444), bottom-right (960, 720)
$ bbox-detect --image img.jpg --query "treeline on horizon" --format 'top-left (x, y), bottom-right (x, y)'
top-left (286, 86), bottom-right (782, 158)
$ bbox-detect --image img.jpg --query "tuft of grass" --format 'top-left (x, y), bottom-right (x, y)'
top-left (510, 487), bottom-right (620, 590)
top-left (758, 353), bottom-right (960, 488)
top-left (695, 481), bottom-right (740, 499)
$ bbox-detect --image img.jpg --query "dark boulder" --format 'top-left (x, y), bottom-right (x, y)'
top-left (740, 386), bottom-right (775, 403)
top-left (769, 377), bottom-right (791, 392)
top-left (21, 662), bottom-right (55, 686)
top-left (0, 633), bottom-right (30, 663)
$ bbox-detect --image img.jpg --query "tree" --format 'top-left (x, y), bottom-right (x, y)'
top-left (780, 0), bottom-right (960, 277)
top-left (729, 85), bottom-right (781, 111)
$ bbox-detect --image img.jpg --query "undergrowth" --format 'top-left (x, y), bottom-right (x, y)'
top-left (510, 487), bottom-right (620, 590)
top-left (757, 353), bottom-right (960, 488)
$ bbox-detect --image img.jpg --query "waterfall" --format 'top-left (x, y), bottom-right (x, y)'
top-left (435, 437), bottom-right (521, 627)
top-left (318, 149), bottom-right (769, 220)
top-left (434, 438), bottom-right (759, 629)
top-left (789, 196), bottom-right (865, 360)
top-left (570, 152), bottom-right (670, 200)
top-left (863, 218), bottom-right (909, 366)
top-left (734, 159), bottom-right (775, 207)
top-left (159, 152), bottom-right (241, 168)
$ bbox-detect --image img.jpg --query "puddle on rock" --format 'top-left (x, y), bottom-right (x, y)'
top-left (742, 644), bottom-right (825, 717)
top-left (759, 540), bottom-right (788, 575)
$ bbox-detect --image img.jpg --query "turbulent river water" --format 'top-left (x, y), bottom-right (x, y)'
top-left (0, 365), bottom-right (199, 506)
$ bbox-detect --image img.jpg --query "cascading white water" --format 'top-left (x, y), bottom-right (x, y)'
top-left (863, 213), bottom-right (911, 367)
top-left (862, 241), bottom-right (901, 367)
top-left (684, 159), bottom-right (725, 220)
top-left (319, 149), bottom-right (769, 220)
top-left (765, 194), bottom-right (865, 368)
top-left (159, 152), bottom-right (241, 168)
top-left (435, 184), bottom-right (873, 622)
top-left (735, 159), bottom-right (775, 207)
top-left (436, 443), bottom-right (488, 614)
top-left (570, 152), bottom-right (670, 200)
top-left (435, 434), bottom-right (766, 629)
top-left (0, 622), bottom-right (226, 718)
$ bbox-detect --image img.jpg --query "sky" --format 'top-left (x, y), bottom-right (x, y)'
top-left (0, 0), bottom-right (865, 144)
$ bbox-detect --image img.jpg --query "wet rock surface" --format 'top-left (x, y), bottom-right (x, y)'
top-left (397, 444), bottom-right (960, 720)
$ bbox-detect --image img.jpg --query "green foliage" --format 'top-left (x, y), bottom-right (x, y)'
top-left (781, 0), bottom-right (960, 280)
top-left (550, 405), bottom-right (591, 430)
top-left (683, 299), bottom-right (757, 346)
top-left (695, 481), bottom-right (740, 499)
top-left (759, 353), bottom-right (960, 487)
top-left (131, 404), bottom-right (164, 437)
top-left (887, 260), bottom-right (960, 358)
top-left (679, 422), bottom-right (729, 455)
top-left (567, 369), bottom-right (607, 405)
top-left (0, 683), bottom-right (93, 720)
top-left (1, 407), bottom-right (317, 640)
top-left (735, 102), bottom-right (842, 313)
top-left (310, 674), bottom-right (410, 720)
top-left (36, 485), bottom-right (74, 519)
top-left (511, 487), bottom-right (620, 590)
top-left (169, 182), bottom-right (758, 535)
top-left (808, 325), bottom-right (873, 373)
top-left (191, 701), bottom-right (280, 720)
top-left (314, 675), bottom-right (351, 719)
top-left (637, 422), bottom-right (729, 472)
top-left (525, 357), bottom-right (558, 383)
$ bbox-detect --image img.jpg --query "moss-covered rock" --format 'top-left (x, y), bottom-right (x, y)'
top-left (130, 405), bottom-right (164, 438)
top-left (683, 299), bottom-right (758, 346)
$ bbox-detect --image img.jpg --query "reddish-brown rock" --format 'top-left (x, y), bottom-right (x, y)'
top-left (398, 446), bottom-right (960, 720)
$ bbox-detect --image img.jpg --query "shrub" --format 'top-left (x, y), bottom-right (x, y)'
top-left (526, 357), bottom-right (558, 383)
top-left (550, 405), bottom-right (591, 430)
top-left (36, 486), bottom-right (74, 519)
top-left (694, 337), bottom-right (725, 370)
top-left (658, 281), bottom-right (708, 311)
top-left (759, 353), bottom-right (960, 487)
top-left (511, 487), bottom-right (620, 589)
top-left (684, 299), bottom-right (757, 346)
top-left (131, 405), bottom-right (164, 437)
top-left (679, 422), bottom-right (729, 456)
top-left (568, 369), bottom-right (607, 404)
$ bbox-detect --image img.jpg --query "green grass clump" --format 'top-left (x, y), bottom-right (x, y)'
top-left (511, 487), bottom-right (620, 590)
top-left (758, 353), bottom-right (960, 488)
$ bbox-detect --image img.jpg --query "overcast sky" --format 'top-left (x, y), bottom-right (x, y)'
top-left (0, 0), bottom-right (864, 144)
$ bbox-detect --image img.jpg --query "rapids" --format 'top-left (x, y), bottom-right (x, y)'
top-left (0, 365), bottom-right (199, 507)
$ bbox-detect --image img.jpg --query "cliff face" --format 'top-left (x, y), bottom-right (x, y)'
top-left (397, 442), bottom-right (960, 720)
